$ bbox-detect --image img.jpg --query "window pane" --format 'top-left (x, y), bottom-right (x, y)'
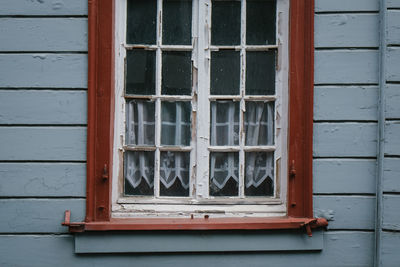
top-left (210, 101), bottom-right (239, 146)
top-left (161, 101), bottom-right (191, 146)
top-left (245, 152), bottom-right (274, 196)
top-left (127, 0), bottom-right (157, 44)
top-left (163, 0), bottom-right (192, 45)
top-left (160, 151), bottom-right (190, 196)
top-left (246, 0), bottom-right (276, 45)
top-left (245, 101), bottom-right (274, 146)
top-left (210, 50), bottom-right (240, 95)
top-left (210, 152), bottom-right (239, 196)
top-left (211, 1), bottom-right (241, 45)
top-left (124, 151), bottom-right (154, 196)
top-left (126, 100), bottom-right (155, 146)
top-left (246, 51), bottom-right (276, 95)
top-left (162, 51), bottom-right (192, 95)
top-left (126, 50), bottom-right (156, 95)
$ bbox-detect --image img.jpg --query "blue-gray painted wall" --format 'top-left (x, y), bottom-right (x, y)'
top-left (0, 0), bottom-right (399, 266)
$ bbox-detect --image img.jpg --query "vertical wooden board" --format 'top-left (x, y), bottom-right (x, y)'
top-left (0, 0), bottom-right (88, 15)
top-left (383, 158), bottom-right (400, 192)
top-left (314, 196), bottom-right (375, 230)
top-left (384, 121), bottom-right (400, 156)
top-left (386, 85), bottom-right (400, 119)
top-left (0, 127), bottom-right (86, 161)
top-left (0, 18), bottom-right (88, 52)
top-left (0, 163), bottom-right (86, 197)
top-left (0, 54), bottom-right (87, 88)
top-left (381, 231), bottom-right (400, 267)
top-left (387, 47), bottom-right (400, 82)
top-left (0, 90), bottom-right (87, 124)
top-left (383, 195), bottom-right (400, 230)
top-left (313, 159), bottom-right (376, 194)
top-left (0, 199), bottom-right (85, 233)
top-left (315, 0), bottom-right (379, 12)
top-left (388, 0), bottom-right (400, 8)
top-left (313, 123), bottom-right (377, 157)
top-left (314, 86), bottom-right (378, 121)
top-left (387, 11), bottom-right (400, 45)
top-left (315, 14), bottom-right (379, 48)
top-left (315, 50), bottom-right (379, 84)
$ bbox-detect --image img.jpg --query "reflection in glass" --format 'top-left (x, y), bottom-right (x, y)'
top-left (245, 152), bottom-right (274, 196)
top-left (210, 101), bottom-right (239, 146)
top-left (126, 50), bottom-right (156, 95)
top-left (245, 101), bottom-right (274, 146)
top-left (127, 0), bottom-right (157, 44)
top-left (209, 152), bottom-right (239, 196)
top-left (124, 151), bottom-right (154, 196)
top-left (161, 101), bottom-right (191, 146)
top-left (126, 100), bottom-right (155, 146)
top-left (160, 151), bottom-right (190, 196)
top-left (163, 0), bottom-right (192, 45)
top-left (211, 1), bottom-right (241, 45)
top-left (210, 50), bottom-right (240, 95)
top-left (246, 51), bottom-right (276, 95)
top-left (162, 51), bottom-right (192, 95)
top-left (246, 0), bottom-right (276, 45)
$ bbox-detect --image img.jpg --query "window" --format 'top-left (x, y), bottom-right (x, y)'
top-left (64, 0), bottom-right (322, 232)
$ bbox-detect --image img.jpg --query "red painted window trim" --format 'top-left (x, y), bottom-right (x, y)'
top-left (63, 0), bottom-right (327, 233)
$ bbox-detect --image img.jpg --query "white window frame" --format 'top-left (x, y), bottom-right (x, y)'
top-left (112, 0), bottom-right (289, 218)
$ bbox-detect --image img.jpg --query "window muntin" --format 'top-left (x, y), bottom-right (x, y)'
top-left (112, 0), bottom-right (289, 217)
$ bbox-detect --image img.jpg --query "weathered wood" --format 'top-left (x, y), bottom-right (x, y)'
top-left (0, 127), bottom-right (86, 161)
top-left (0, 54), bottom-right (87, 88)
top-left (314, 86), bottom-right (378, 121)
top-left (0, 199), bottom-right (85, 233)
top-left (386, 47), bottom-right (400, 82)
top-left (0, 163), bottom-right (85, 197)
top-left (387, 11), bottom-right (400, 45)
top-left (0, 90), bottom-right (87, 124)
top-left (385, 121), bottom-right (400, 156)
top-left (315, 0), bottom-right (379, 12)
top-left (314, 196), bottom-right (375, 230)
top-left (383, 195), bottom-right (400, 230)
top-left (315, 14), bottom-right (379, 48)
top-left (383, 158), bottom-right (400, 192)
top-left (313, 123), bottom-right (377, 157)
top-left (315, 50), bottom-right (379, 84)
top-left (0, 18), bottom-right (87, 52)
top-left (386, 85), bottom-right (400, 119)
top-left (314, 159), bottom-right (376, 194)
top-left (0, 0), bottom-right (87, 16)
top-left (381, 231), bottom-right (400, 267)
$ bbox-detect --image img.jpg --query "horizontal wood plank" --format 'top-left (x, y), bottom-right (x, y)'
top-left (313, 123), bottom-right (377, 157)
top-left (387, 47), bottom-right (400, 82)
top-left (384, 158), bottom-right (400, 192)
top-left (314, 196), bottom-right (375, 230)
top-left (0, 18), bottom-right (87, 52)
top-left (0, 127), bottom-right (86, 161)
top-left (0, 0), bottom-right (87, 16)
top-left (385, 121), bottom-right (400, 156)
top-left (315, 0), bottom-right (379, 12)
top-left (313, 159), bottom-right (376, 194)
top-left (383, 195), bottom-right (400, 230)
top-left (0, 199), bottom-right (85, 233)
top-left (315, 14), bottom-right (379, 48)
top-left (386, 85), bottom-right (400, 119)
top-left (388, 0), bottom-right (400, 8)
top-left (0, 163), bottom-right (85, 197)
top-left (0, 54), bottom-right (87, 88)
top-left (388, 11), bottom-right (400, 45)
top-left (381, 231), bottom-right (400, 267)
top-left (314, 86), bottom-right (378, 121)
top-left (0, 90), bottom-right (87, 124)
top-left (315, 50), bottom-right (379, 84)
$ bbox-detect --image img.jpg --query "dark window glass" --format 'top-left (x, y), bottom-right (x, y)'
top-left (209, 152), bottom-right (239, 196)
top-left (210, 50), bottom-right (240, 95)
top-left (163, 0), bottom-right (192, 45)
top-left (162, 51), bottom-right (192, 95)
top-left (126, 50), bottom-right (156, 95)
top-left (246, 0), bottom-right (276, 45)
top-left (246, 51), bottom-right (276, 95)
top-left (245, 152), bottom-right (274, 196)
top-left (127, 0), bottom-right (157, 44)
top-left (211, 1), bottom-right (241, 45)
top-left (160, 151), bottom-right (190, 196)
top-left (124, 151), bottom-right (155, 196)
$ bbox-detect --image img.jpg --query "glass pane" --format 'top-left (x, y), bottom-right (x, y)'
top-left (211, 1), bottom-right (241, 45)
top-left (126, 50), bottom-right (156, 95)
top-left (210, 50), bottom-right (240, 95)
top-left (245, 101), bottom-right (274, 146)
top-left (161, 101), bottom-right (191, 146)
top-left (162, 51), bottom-right (192, 95)
top-left (245, 152), bottom-right (274, 196)
top-left (127, 0), bottom-right (157, 44)
top-left (124, 151), bottom-right (154, 196)
top-left (246, 51), bottom-right (276, 95)
top-left (210, 101), bottom-right (239, 146)
top-left (126, 100), bottom-right (155, 146)
top-left (160, 151), bottom-right (190, 196)
top-left (163, 0), bottom-right (192, 45)
top-left (246, 0), bottom-right (276, 45)
top-left (209, 152), bottom-right (239, 196)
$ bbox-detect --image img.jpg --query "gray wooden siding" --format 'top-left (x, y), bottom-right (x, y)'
top-left (0, 0), bottom-right (398, 266)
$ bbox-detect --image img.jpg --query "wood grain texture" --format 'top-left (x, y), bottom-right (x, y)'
top-left (387, 11), bottom-right (400, 45)
top-left (0, 163), bottom-right (85, 197)
top-left (0, 0), bottom-right (87, 16)
top-left (314, 196), bottom-right (375, 230)
top-left (314, 86), bottom-right (378, 121)
top-left (386, 85), bottom-right (400, 119)
top-left (315, 50), bottom-right (379, 84)
top-left (385, 121), bottom-right (400, 156)
top-left (0, 90), bottom-right (87, 124)
top-left (0, 199), bottom-right (85, 233)
top-left (315, 0), bottom-right (378, 12)
top-left (383, 195), bottom-right (400, 230)
top-left (315, 14), bottom-right (379, 48)
top-left (0, 127), bottom-right (86, 161)
top-left (383, 158), bottom-right (400, 192)
top-left (381, 231), bottom-right (400, 267)
top-left (386, 47), bottom-right (400, 82)
top-left (313, 123), bottom-right (377, 157)
top-left (0, 18), bottom-right (87, 52)
top-left (0, 54), bottom-right (87, 88)
top-left (313, 159), bottom-right (376, 194)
